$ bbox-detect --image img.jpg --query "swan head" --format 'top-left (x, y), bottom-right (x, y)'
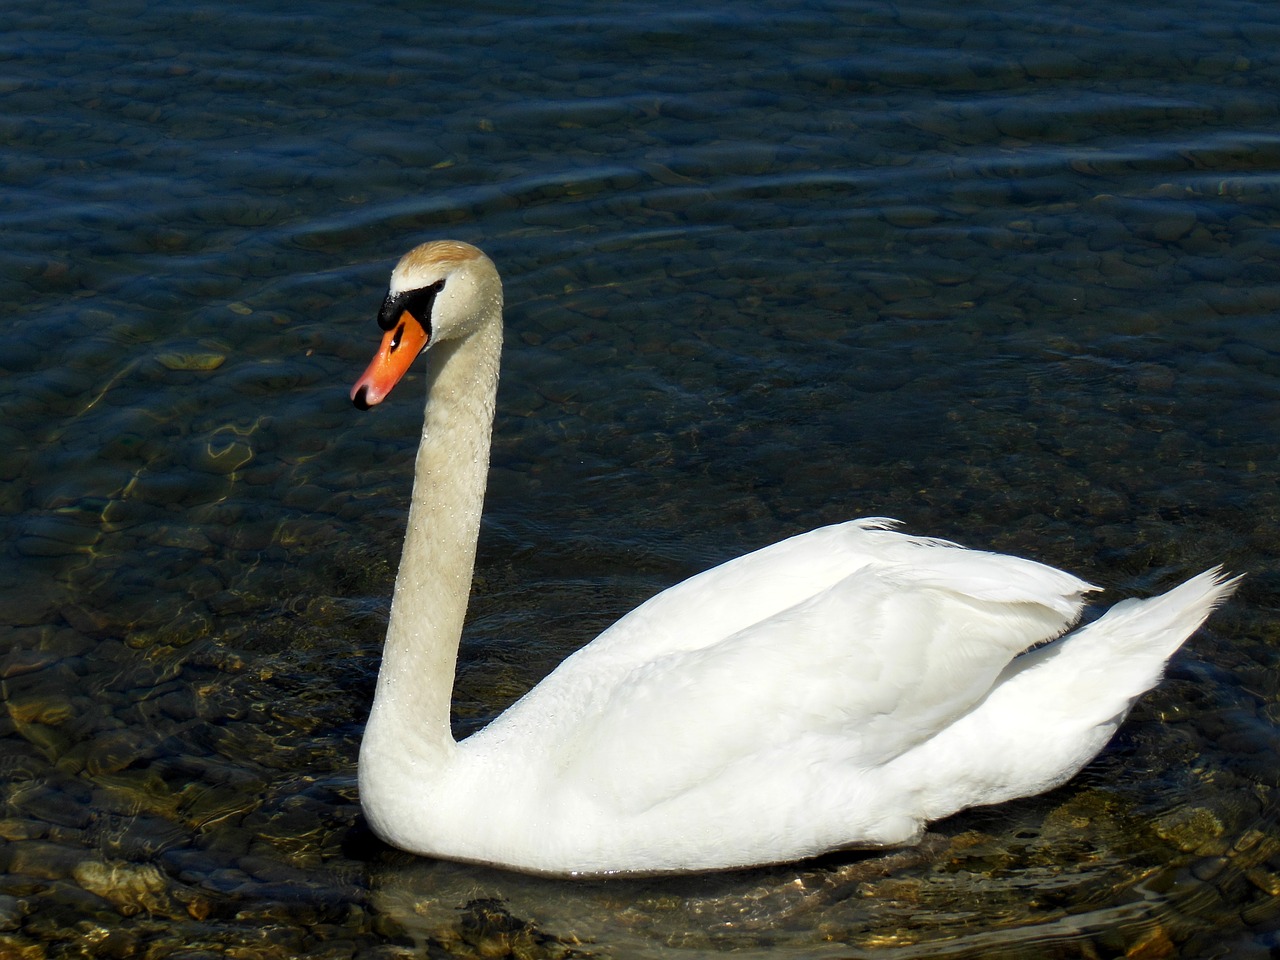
top-left (350, 240), bottom-right (501, 409)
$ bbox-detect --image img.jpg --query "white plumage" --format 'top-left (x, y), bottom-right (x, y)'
top-left (349, 240), bottom-right (1238, 876)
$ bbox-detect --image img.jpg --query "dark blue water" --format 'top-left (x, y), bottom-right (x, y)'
top-left (2, 0), bottom-right (1278, 955)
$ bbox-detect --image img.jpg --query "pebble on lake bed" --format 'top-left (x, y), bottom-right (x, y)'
top-left (156, 352), bottom-right (226, 372)
top-left (73, 861), bottom-right (177, 918)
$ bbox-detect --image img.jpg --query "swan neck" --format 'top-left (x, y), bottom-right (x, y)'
top-left (368, 320), bottom-right (501, 765)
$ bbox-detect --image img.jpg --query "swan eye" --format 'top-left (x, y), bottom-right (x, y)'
top-left (379, 278), bottom-right (446, 332)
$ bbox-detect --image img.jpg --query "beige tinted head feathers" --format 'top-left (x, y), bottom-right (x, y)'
top-left (351, 240), bottom-right (502, 409)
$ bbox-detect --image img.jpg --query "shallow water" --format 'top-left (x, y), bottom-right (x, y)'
top-left (2, 0), bottom-right (1279, 955)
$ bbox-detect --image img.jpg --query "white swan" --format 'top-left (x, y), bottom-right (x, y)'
top-left (350, 239), bottom-right (1238, 877)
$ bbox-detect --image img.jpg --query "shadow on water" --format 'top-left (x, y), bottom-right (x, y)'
top-left (363, 816), bottom-right (1280, 959)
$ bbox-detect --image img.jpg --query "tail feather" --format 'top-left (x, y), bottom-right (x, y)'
top-left (907, 567), bottom-right (1240, 820)
top-left (1045, 566), bottom-right (1241, 703)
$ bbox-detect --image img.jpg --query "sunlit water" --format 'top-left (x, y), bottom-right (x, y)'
top-left (2, 0), bottom-right (1279, 955)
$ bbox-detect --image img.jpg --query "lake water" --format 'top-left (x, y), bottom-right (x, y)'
top-left (2, 0), bottom-right (1279, 955)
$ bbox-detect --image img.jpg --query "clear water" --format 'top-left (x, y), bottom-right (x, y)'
top-left (2, 0), bottom-right (1278, 955)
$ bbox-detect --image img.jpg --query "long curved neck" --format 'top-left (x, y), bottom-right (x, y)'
top-left (365, 317), bottom-right (502, 767)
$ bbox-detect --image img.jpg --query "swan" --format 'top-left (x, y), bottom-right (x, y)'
top-left (349, 239), bottom-right (1238, 876)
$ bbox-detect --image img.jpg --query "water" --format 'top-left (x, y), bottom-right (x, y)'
top-left (2, 0), bottom-right (1278, 955)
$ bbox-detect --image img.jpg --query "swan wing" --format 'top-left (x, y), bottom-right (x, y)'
top-left (477, 519), bottom-right (1097, 817)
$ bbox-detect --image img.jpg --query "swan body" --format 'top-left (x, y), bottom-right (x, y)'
top-left (351, 240), bottom-right (1238, 876)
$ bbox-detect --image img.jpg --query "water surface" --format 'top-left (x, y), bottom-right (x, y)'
top-left (2, 0), bottom-right (1279, 956)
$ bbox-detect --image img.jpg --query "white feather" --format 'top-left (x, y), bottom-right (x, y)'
top-left (354, 241), bottom-right (1240, 876)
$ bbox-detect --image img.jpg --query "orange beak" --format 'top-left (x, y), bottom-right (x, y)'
top-left (351, 311), bottom-right (430, 409)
